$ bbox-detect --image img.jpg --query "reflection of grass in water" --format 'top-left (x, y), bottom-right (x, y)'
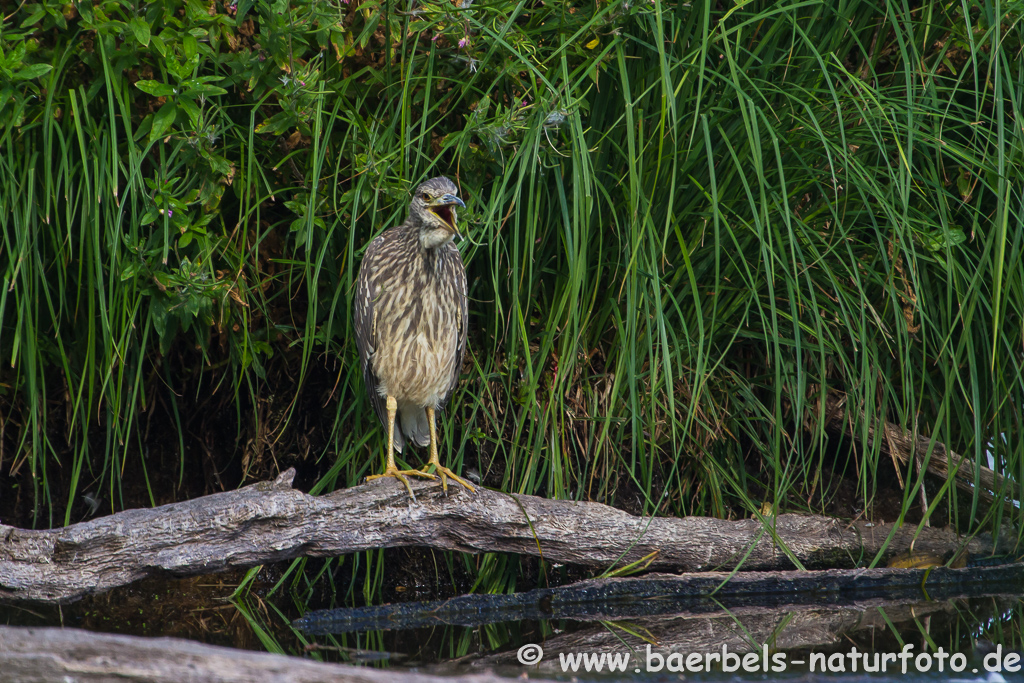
top-left (6, 573), bottom-right (1020, 673)
top-left (2, 0), bottom-right (1023, 653)
top-left (238, 591), bottom-right (1024, 673)
top-left (268, 567), bottom-right (1024, 670)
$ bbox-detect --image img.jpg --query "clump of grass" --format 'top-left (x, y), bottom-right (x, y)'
top-left (0, 0), bottom-right (1021, 594)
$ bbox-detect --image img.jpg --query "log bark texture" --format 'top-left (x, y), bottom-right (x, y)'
top-left (1, 469), bottom-right (1006, 603)
top-left (0, 625), bottom-right (544, 683)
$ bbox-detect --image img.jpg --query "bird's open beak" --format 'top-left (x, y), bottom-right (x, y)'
top-left (427, 194), bottom-right (465, 237)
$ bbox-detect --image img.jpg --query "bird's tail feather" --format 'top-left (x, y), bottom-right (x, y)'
top-left (392, 420), bottom-right (406, 453)
top-left (398, 405), bottom-right (431, 449)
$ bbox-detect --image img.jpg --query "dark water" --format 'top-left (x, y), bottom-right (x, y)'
top-left (295, 590), bottom-right (1024, 680)
top-left (284, 564), bottom-right (1024, 680)
top-left (4, 562), bottom-right (1024, 681)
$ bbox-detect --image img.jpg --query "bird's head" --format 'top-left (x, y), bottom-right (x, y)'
top-left (409, 176), bottom-right (465, 249)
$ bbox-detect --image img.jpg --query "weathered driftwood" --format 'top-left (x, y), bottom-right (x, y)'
top-left (0, 625), bottom-right (544, 683)
top-left (821, 391), bottom-right (1017, 507)
top-left (296, 563), bottom-right (1024, 634)
top-left (1, 469), bottom-right (1007, 603)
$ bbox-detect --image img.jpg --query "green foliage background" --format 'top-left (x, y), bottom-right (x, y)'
top-left (1, 0), bottom-right (1022, 575)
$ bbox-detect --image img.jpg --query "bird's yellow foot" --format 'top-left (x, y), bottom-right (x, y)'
top-left (421, 464), bottom-right (476, 494)
top-left (367, 467), bottom-right (436, 500)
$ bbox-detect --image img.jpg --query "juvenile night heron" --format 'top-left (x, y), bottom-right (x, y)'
top-left (354, 176), bottom-right (476, 498)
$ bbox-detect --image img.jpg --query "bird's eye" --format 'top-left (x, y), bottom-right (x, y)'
top-left (421, 193), bottom-right (430, 201)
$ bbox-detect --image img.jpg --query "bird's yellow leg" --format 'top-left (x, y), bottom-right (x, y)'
top-left (367, 395), bottom-right (435, 499)
top-left (421, 407), bottom-right (475, 494)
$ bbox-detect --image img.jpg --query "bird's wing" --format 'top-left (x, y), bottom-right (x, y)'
top-left (353, 234), bottom-right (389, 431)
top-left (441, 242), bottom-right (469, 409)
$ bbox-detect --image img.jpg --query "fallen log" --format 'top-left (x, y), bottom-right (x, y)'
top-left (0, 625), bottom-right (540, 683)
top-left (0, 469), bottom-right (1008, 603)
top-left (821, 391), bottom-right (1017, 508)
top-left (295, 563), bottom-right (1024, 634)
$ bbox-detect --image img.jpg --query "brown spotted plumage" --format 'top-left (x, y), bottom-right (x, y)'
top-left (354, 176), bottom-right (474, 498)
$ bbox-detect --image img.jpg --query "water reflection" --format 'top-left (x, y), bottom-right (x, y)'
top-left (3, 566), bottom-right (1022, 680)
top-left (296, 584), bottom-right (1024, 679)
